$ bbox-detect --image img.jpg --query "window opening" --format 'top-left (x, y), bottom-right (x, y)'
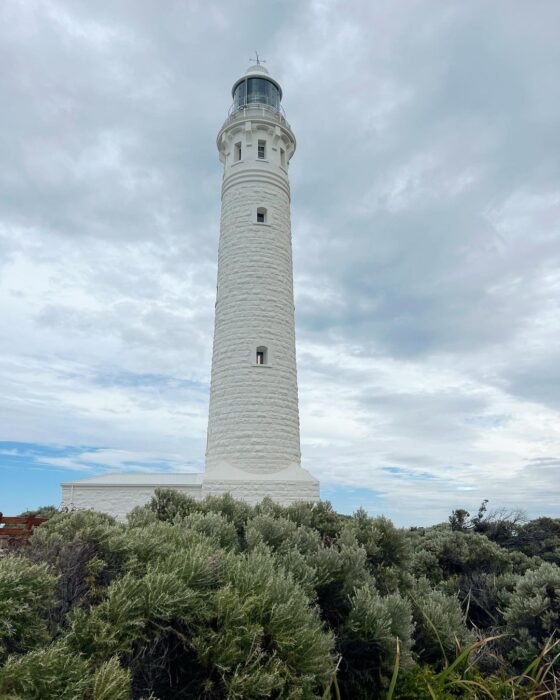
top-left (256, 346), bottom-right (268, 365)
top-left (258, 140), bottom-right (266, 159)
top-left (234, 142), bottom-right (242, 162)
top-left (256, 207), bottom-right (267, 223)
top-left (280, 148), bottom-right (286, 167)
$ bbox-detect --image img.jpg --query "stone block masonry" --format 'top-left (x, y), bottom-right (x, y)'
top-left (205, 65), bottom-right (319, 500)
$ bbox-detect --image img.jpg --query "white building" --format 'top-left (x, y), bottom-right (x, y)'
top-left (61, 62), bottom-right (319, 519)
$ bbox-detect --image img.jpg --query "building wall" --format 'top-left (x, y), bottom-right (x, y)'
top-left (60, 485), bottom-right (203, 521)
top-left (206, 113), bottom-right (302, 476)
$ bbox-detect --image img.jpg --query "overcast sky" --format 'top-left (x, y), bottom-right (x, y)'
top-left (1, 0), bottom-right (559, 525)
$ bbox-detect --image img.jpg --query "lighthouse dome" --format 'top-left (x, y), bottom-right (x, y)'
top-left (245, 63), bottom-right (269, 76)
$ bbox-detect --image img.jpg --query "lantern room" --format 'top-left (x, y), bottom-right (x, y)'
top-left (231, 64), bottom-right (282, 112)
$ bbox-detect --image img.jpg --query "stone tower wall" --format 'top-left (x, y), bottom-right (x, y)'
top-left (205, 112), bottom-right (302, 475)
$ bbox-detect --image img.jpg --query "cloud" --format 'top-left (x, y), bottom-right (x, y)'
top-left (1, 0), bottom-right (559, 525)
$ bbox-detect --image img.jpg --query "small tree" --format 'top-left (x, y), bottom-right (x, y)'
top-left (449, 509), bottom-right (470, 531)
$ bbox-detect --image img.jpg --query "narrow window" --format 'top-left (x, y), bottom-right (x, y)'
top-left (256, 346), bottom-right (268, 365)
top-left (234, 142), bottom-right (242, 162)
top-left (258, 140), bottom-right (266, 159)
top-left (256, 207), bottom-right (267, 223)
top-left (280, 148), bottom-right (286, 167)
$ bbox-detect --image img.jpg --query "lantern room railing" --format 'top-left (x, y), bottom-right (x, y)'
top-left (224, 102), bottom-right (291, 131)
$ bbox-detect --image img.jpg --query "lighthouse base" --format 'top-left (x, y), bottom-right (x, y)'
top-left (202, 463), bottom-right (320, 505)
top-left (60, 466), bottom-right (319, 520)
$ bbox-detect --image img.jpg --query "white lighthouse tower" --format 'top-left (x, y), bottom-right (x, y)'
top-left (203, 61), bottom-right (319, 504)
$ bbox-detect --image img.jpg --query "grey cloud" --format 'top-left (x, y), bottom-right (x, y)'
top-left (506, 357), bottom-right (560, 411)
top-left (287, 1), bottom-right (560, 366)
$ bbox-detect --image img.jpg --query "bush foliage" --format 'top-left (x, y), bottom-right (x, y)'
top-left (0, 492), bottom-right (558, 698)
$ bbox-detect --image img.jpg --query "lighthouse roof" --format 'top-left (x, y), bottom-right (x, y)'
top-left (245, 63), bottom-right (269, 76)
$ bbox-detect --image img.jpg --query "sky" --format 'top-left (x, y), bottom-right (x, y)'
top-left (1, 0), bottom-right (559, 526)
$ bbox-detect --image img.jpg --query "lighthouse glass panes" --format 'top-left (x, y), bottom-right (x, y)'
top-left (256, 207), bottom-right (267, 223)
top-left (233, 78), bottom-right (280, 110)
top-left (233, 80), bottom-right (246, 108)
top-left (258, 140), bottom-right (266, 159)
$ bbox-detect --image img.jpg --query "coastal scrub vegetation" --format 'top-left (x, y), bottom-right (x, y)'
top-left (0, 492), bottom-right (559, 698)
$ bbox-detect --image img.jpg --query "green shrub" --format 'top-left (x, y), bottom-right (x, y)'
top-left (148, 488), bottom-right (199, 522)
top-left (504, 561), bottom-right (560, 664)
top-left (63, 530), bottom-right (333, 697)
top-left (201, 492), bottom-right (255, 534)
top-left (183, 511), bottom-right (239, 550)
top-left (18, 505), bottom-right (59, 519)
top-left (411, 588), bottom-right (472, 666)
top-left (245, 513), bottom-right (298, 551)
top-left (0, 556), bottom-right (56, 663)
top-left (514, 517), bottom-right (560, 565)
top-left (411, 528), bottom-right (510, 583)
top-left (2, 497), bottom-right (558, 697)
top-left (275, 547), bottom-right (318, 598)
top-left (92, 656), bottom-right (131, 700)
top-left (0, 641), bottom-right (91, 699)
top-left (339, 585), bottom-right (413, 697)
top-left (0, 645), bottom-right (130, 700)
top-left (342, 511), bottom-right (411, 593)
top-left (284, 500), bottom-right (344, 541)
top-left (210, 547), bottom-right (335, 695)
top-left (28, 510), bottom-right (130, 619)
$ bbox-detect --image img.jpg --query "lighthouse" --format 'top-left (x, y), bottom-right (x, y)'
top-left (203, 60), bottom-right (319, 503)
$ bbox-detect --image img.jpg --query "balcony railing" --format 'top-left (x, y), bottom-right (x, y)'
top-left (223, 102), bottom-right (291, 131)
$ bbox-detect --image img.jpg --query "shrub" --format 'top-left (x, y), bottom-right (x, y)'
top-left (339, 585), bottom-right (413, 698)
top-left (0, 641), bottom-right (91, 699)
top-left (411, 528), bottom-right (510, 583)
top-left (311, 543), bottom-right (373, 629)
top-left (245, 514), bottom-right (298, 551)
top-left (504, 561), bottom-right (560, 664)
top-left (411, 588), bottom-right (472, 666)
top-left (0, 644), bottom-right (131, 700)
top-left (212, 547), bottom-right (335, 696)
top-left (92, 656), bottom-right (131, 700)
top-left (63, 530), bottom-right (334, 698)
top-left (27, 510), bottom-right (129, 621)
top-left (284, 500), bottom-right (344, 541)
top-left (201, 492), bottom-right (255, 534)
top-left (342, 511), bottom-right (411, 593)
top-left (19, 505), bottom-right (59, 519)
top-left (514, 517), bottom-right (560, 565)
top-left (148, 488), bottom-right (199, 522)
top-left (183, 511), bottom-right (239, 550)
top-left (3, 497), bottom-right (558, 697)
top-left (0, 556), bottom-right (56, 663)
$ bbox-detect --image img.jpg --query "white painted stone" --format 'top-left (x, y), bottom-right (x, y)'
top-left (60, 64), bottom-right (319, 520)
top-left (203, 463), bottom-right (319, 506)
top-left (61, 474), bottom-right (203, 521)
top-left (206, 65), bottom-right (316, 494)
